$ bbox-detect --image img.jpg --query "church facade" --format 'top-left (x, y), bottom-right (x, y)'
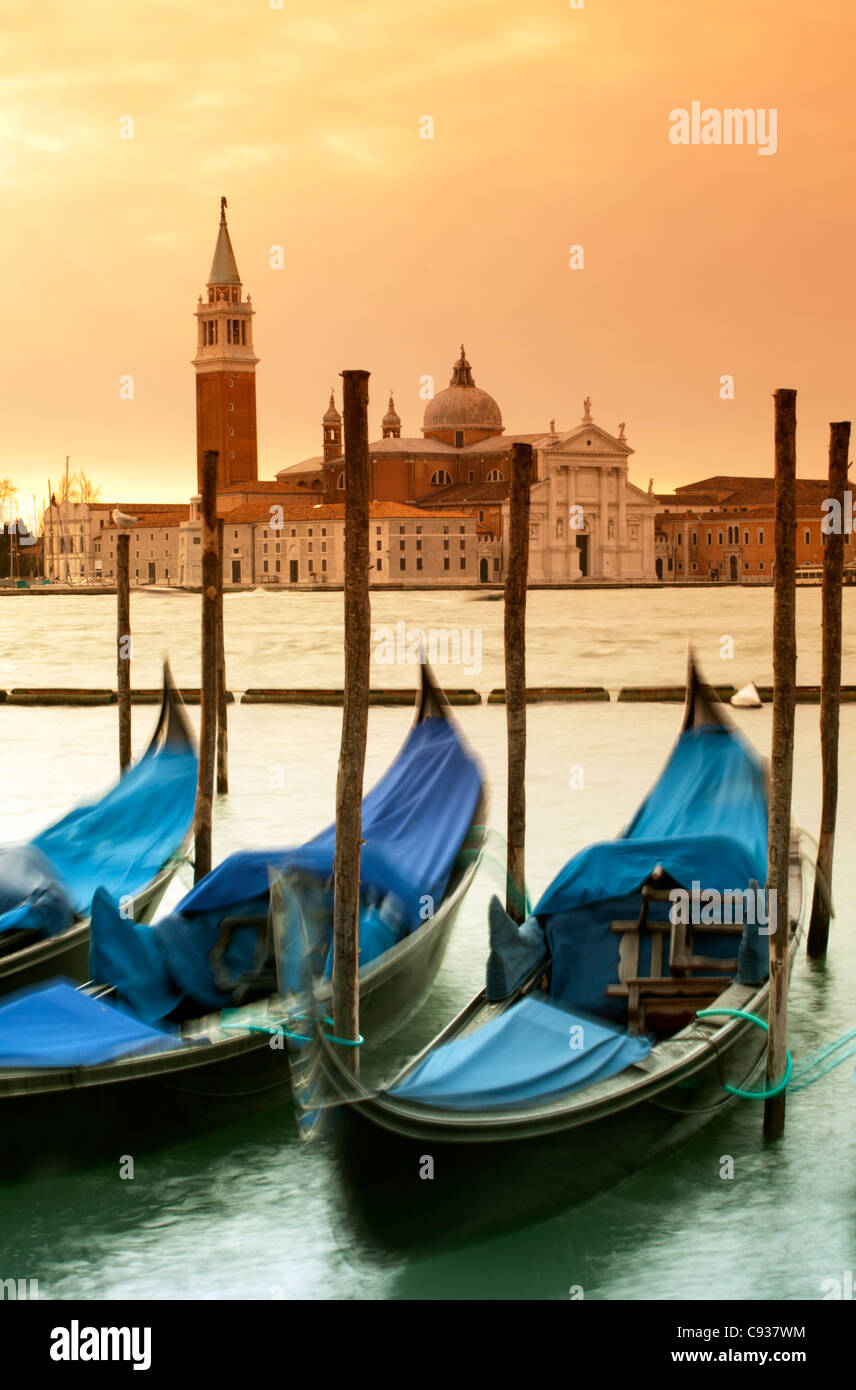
top-left (278, 349), bottom-right (658, 583)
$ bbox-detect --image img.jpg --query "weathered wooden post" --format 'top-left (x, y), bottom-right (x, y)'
top-left (764, 388), bottom-right (798, 1139)
top-left (807, 421), bottom-right (850, 957)
top-left (215, 516), bottom-right (229, 795)
top-left (116, 531), bottom-right (132, 772)
top-left (505, 441), bottom-right (533, 923)
top-left (331, 369), bottom-right (371, 1076)
top-left (194, 451), bottom-right (219, 883)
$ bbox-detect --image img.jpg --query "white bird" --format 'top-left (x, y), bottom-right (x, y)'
top-left (112, 508), bottom-right (139, 529)
top-left (731, 682), bottom-right (762, 709)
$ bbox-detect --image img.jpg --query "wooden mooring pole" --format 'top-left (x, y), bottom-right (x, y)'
top-left (331, 369), bottom-right (371, 1076)
top-left (505, 441), bottom-right (533, 923)
top-left (764, 389), bottom-right (798, 1139)
top-left (194, 450), bottom-right (219, 883)
top-left (116, 531), bottom-right (132, 772)
top-left (215, 517), bottom-right (229, 795)
top-left (806, 421), bottom-right (850, 958)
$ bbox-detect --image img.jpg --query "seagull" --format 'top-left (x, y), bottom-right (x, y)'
top-left (112, 508), bottom-right (139, 529)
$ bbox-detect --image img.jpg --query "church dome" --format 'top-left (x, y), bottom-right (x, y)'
top-left (422, 347), bottom-right (503, 435)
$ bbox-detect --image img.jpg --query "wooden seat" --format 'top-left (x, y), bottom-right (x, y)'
top-left (606, 879), bottom-right (742, 1035)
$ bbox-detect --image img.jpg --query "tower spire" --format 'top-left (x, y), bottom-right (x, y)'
top-left (207, 197), bottom-right (241, 286)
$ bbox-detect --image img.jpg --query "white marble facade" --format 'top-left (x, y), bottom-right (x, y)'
top-left (512, 417), bottom-right (656, 582)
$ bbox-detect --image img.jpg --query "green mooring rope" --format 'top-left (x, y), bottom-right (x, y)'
top-left (697, 1007), bottom-right (856, 1099)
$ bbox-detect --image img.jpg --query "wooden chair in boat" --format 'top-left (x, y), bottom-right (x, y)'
top-left (606, 878), bottom-right (743, 1035)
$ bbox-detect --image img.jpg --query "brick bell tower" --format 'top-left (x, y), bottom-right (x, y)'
top-left (193, 197), bottom-right (259, 491)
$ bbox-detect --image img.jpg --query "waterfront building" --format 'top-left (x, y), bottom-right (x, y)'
top-left (654, 476), bottom-right (839, 582)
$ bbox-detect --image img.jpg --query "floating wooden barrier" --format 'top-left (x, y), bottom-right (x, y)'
top-left (7, 688), bottom-right (116, 706)
top-left (488, 686), bottom-right (609, 704)
top-left (241, 687), bottom-right (481, 706)
top-left (129, 688), bottom-right (235, 705)
top-left (2, 688), bottom-right (234, 706)
top-left (618, 685), bottom-right (735, 703)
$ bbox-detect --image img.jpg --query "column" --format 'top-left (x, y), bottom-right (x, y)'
top-left (617, 465), bottom-right (626, 578)
top-left (598, 466), bottom-right (609, 577)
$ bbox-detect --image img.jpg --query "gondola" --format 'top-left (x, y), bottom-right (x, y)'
top-left (320, 657), bottom-right (810, 1251)
top-left (0, 662), bottom-right (485, 1178)
top-left (0, 662), bottom-right (197, 996)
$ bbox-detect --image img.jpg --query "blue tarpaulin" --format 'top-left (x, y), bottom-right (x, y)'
top-left (176, 718), bottom-right (482, 931)
top-left (32, 740), bottom-right (197, 922)
top-left (533, 722), bottom-right (770, 1018)
top-left (390, 995), bottom-right (651, 1109)
top-left (0, 979), bottom-right (181, 1068)
top-left (0, 846), bottom-right (75, 938)
top-left (91, 714), bottom-right (483, 1020)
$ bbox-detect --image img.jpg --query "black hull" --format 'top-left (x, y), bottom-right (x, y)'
top-left (0, 1037), bottom-right (292, 1182)
top-left (323, 657), bottom-right (806, 1254)
top-left (330, 1009), bottom-right (770, 1254)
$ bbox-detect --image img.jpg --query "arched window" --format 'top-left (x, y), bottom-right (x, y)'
top-left (430, 469), bottom-right (453, 486)
top-left (336, 473), bottom-right (345, 489)
top-left (486, 469), bottom-right (504, 482)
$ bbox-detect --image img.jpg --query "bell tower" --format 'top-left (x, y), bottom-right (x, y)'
top-left (193, 197), bottom-right (259, 491)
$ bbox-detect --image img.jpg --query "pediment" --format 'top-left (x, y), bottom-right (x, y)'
top-left (543, 422), bottom-right (633, 456)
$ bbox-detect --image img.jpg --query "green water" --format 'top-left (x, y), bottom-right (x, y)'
top-left (0, 589), bottom-right (853, 1299)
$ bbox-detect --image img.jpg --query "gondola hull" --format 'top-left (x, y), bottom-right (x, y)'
top-left (322, 659), bottom-right (807, 1252)
top-left (0, 846), bottom-right (480, 1179)
top-left (331, 847), bottom-right (805, 1252)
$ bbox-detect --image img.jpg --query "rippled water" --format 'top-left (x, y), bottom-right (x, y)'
top-left (0, 589), bottom-right (853, 1299)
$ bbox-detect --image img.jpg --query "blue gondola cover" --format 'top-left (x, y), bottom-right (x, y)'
top-left (0, 979), bottom-right (180, 1068)
top-left (91, 714), bottom-right (482, 1019)
top-left (32, 738), bottom-right (197, 922)
top-left (533, 723), bottom-right (770, 1018)
top-left (390, 996), bottom-right (651, 1109)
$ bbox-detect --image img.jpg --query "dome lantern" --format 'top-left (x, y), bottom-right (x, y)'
top-left (422, 345), bottom-right (503, 445)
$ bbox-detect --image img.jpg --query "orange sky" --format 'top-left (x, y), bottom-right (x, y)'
top-left (2, 0), bottom-right (854, 507)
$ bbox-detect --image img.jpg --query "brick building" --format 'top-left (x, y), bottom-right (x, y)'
top-left (654, 476), bottom-right (846, 581)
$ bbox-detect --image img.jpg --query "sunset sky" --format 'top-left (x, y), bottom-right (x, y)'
top-left (3, 0), bottom-right (854, 508)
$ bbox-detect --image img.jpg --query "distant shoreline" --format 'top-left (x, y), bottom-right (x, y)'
top-left (0, 580), bottom-right (776, 596)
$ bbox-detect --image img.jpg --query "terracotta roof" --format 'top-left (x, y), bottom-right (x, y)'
top-left (369, 437), bottom-right (456, 456)
top-left (101, 508), bottom-right (190, 534)
top-left (461, 433), bottom-right (551, 454)
top-left (218, 480), bottom-right (301, 494)
top-left (276, 457), bottom-right (325, 475)
top-left (413, 481), bottom-right (509, 506)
